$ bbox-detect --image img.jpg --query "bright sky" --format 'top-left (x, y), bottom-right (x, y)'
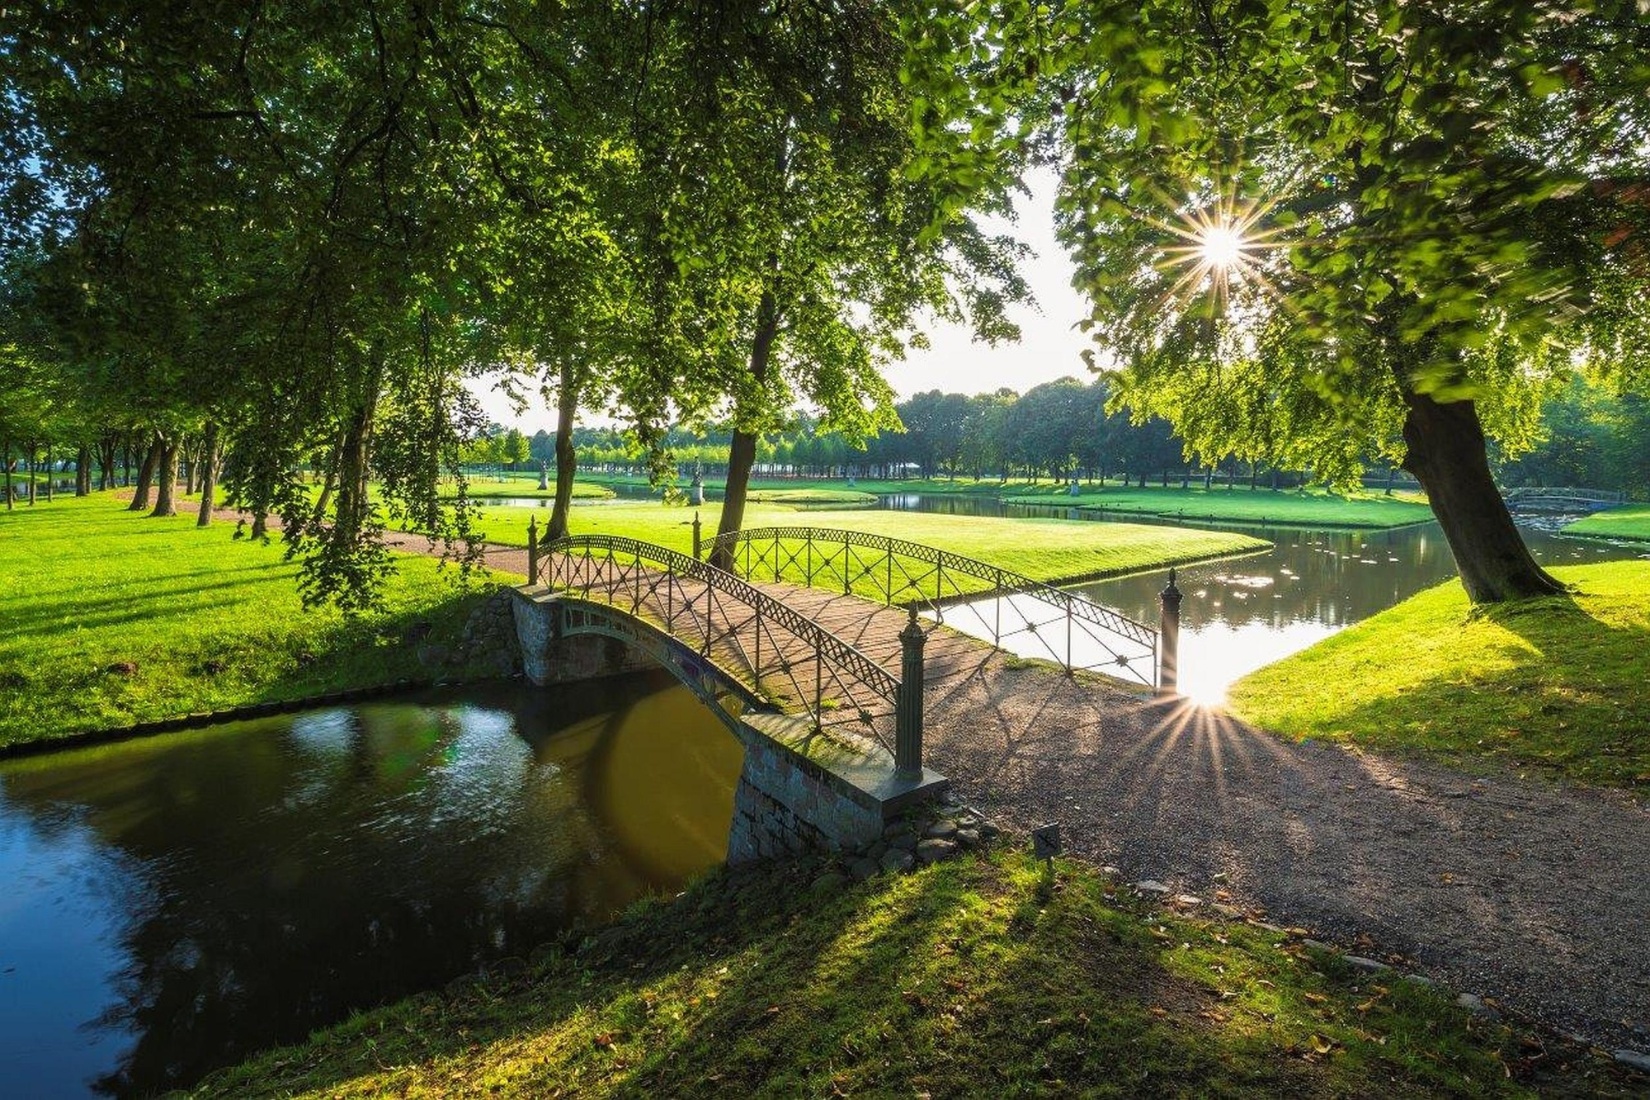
top-left (468, 169), bottom-right (1096, 431)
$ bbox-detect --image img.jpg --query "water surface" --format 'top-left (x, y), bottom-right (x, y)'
top-left (0, 674), bottom-right (739, 1097)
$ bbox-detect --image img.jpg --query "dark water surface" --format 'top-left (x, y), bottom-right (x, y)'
top-left (0, 674), bottom-right (739, 1097)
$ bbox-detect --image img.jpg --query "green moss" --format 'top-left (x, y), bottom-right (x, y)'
top-left (1563, 505), bottom-right (1650, 542)
top-left (0, 494), bottom-right (514, 749)
top-left (1228, 561), bottom-right (1650, 788)
top-left (193, 848), bottom-right (1637, 1098)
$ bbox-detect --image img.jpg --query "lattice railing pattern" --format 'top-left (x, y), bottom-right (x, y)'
top-left (709, 526), bottom-right (1160, 688)
top-left (537, 535), bottom-right (901, 751)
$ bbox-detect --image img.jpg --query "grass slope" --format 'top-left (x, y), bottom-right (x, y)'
top-left (1003, 485), bottom-right (1434, 529)
top-left (195, 847), bottom-right (1636, 1098)
top-left (1563, 504), bottom-right (1650, 542)
top-left (0, 495), bottom-right (511, 749)
top-left (469, 501), bottom-right (1269, 587)
top-left (1228, 561), bottom-right (1650, 788)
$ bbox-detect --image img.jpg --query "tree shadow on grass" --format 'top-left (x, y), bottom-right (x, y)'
top-left (1313, 589), bottom-right (1650, 788)
top-left (192, 849), bottom-right (1643, 1099)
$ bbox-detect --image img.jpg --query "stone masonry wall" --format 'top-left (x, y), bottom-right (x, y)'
top-left (726, 729), bottom-right (886, 866)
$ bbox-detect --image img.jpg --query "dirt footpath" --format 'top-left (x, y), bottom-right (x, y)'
top-left (919, 647), bottom-right (1650, 1052)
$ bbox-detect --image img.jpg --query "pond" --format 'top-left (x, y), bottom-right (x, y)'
top-left (874, 492), bottom-right (1642, 703)
top-left (0, 673), bottom-right (740, 1098)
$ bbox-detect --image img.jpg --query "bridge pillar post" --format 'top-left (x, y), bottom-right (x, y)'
top-left (1158, 568), bottom-right (1182, 696)
top-left (527, 515), bottom-right (539, 583)
top-left (692, 511), bottom-right (702, 560)
top-left (896, 608), bottom-right (926, 778)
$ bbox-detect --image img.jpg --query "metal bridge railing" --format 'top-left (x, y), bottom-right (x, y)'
top-left (707, 526), bottom-right (1162, 690)
top-left (529, 531), bottom-right (925, 774)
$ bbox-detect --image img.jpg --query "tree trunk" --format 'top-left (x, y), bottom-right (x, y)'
top-left (547, 360), bottom-right (579, 542)
top-left (75, 445), bottom-right (91, 495)
top-left (184, 438), bottom-right (198, 495)
top-left (129, 438), bottom-right (162, 510)
top-left (43, 446), bottom-right (53, 502)
top-left (196, 422), bottom-right (220, 526)
top-left (711, 288), bottom-right (780, 571)
top-left (310, 430), bottom-right (345, 525)
top-left (1400, 391), bottom-right (1563, 603)
top-left (26, 446), bottom-right (35, 504)
top-left (97, 437), bottom-right (118, 490)
top-left (2, 441), bottom-right (11, 510)
top-left (150, 438), bottom-right (180, 517)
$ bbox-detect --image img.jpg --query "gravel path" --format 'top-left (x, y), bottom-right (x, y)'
top-left (918, 645), bottom-right (1650, 1051)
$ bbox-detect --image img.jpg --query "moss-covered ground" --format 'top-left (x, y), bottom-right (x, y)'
top-left (1228, 561), bottom-right (1650, 789)
top-left (1563, 504), bottom-right (1650, 542)
top-left (193, 847), bottom-right (1640, 1098)
top-left (0, 494), bottom-right (513, 750)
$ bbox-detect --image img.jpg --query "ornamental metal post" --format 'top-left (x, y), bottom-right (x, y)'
top-left (895, 607), bottom-right (926, 779)
top-left (1158, 567), bottom-right (1182, 696)
top-left (527, 514), bottom-right (539, 583)
top-left (692, 511), bottom-right (702, 561)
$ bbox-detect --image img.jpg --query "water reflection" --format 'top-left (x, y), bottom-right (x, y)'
top-left (0, 674), bottom-right (740, 1098)
top-left (879, 489), bottom-right (1640, 705)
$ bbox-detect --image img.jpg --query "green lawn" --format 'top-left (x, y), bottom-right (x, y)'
top-left (1003, 485), bottom-right (1435, 529)
top-left (193, 846), bottom-right (1636, 1099)
top-left (1563, 504), bottom-right (1650, 542)
top-left (468, 500), bottom-right (1269, 588)
top-left (0, 494), bottom-right (514, 750)
top-left (579, 472), bottom-right (1024, 497)
top-left (1228, 561), bottom-right (1650, 788)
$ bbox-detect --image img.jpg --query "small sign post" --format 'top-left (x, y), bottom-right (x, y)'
top-left (1031, 822), bottom-right (1061, 866)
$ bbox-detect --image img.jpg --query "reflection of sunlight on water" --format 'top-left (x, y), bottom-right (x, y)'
top-left (1174, 619), bottom-right (1337, 706)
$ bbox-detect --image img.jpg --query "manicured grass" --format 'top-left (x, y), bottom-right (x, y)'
top-left (1564, 504), bottom-right (1650, 542)
top-left (0, 494), bottom-right (515, 750)
top-left (193, 846), bottom-right (1636, 1098)
top-left (1228, 562), bottom-right (1650, 788)
top-left (582, 471), bottom-right (1035, 496)
top-left (1003, 484), bottom-right (1435, 529)
top-left (744, 487), bottom-right (877, 505)
top-left (468, 500), bottom-right (1269, 588)
top-left (445, 476), bottom-right (614, 501)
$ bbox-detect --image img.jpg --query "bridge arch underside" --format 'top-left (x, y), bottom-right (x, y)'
top-left (552, 598), bottom-right (762, 736)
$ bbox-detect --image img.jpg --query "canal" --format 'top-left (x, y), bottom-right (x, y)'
top-left (0, 674), bottom-right (739, 1097)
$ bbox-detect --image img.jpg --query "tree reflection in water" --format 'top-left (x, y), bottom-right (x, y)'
top-left (0, 673), bottom-right (739, 1097)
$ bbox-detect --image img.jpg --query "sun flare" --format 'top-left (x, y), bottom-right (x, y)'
top-left (1198, 224), bottom-right (1247, 269)
top-left (1152, 190), bottom-right (1286, 312)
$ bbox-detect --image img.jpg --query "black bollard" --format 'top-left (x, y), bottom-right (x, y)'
top-left (1158, 567), bottom-right (1182, 696)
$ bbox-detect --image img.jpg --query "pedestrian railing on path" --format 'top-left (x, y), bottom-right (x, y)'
top-left (706, 526), bottom-right (1165, 690)
top-left (528, 532), bottom-right (928, 776)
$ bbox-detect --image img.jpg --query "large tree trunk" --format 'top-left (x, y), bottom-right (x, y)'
top-left (75, 445), bottom-right (91, 495)
top-left (129, 438), bottom-right (162, 510)
top-left (150, 438), bottom-right (180, 517)
top-left (710, 290), bottom-right (780, 572)
top-left (196, 421), bottom-right (220, 527)
top-left (547, 360), bottom-right (579, 542)
top-left (1400, 391), bottom-right (1563, 603)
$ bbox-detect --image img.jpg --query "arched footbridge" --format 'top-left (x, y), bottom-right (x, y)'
top-left (525, 528), bottom-right (1163, 775)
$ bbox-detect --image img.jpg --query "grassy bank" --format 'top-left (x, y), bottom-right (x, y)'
top-left (1003, 485), bottom-right (1434, 529)
top-left (195, 846), bottom-right (1637, 1098)
top-left (1564, 505), bottom-right (1650, 542)
top-left (579, 471), bottom-right (1019, 497)
top-left (0, 494), bottom-right (512, 750)
top-left (469, 500), bottom-right (1269, 588)
top-left (1228, 561), bottom-right (1650, 788)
